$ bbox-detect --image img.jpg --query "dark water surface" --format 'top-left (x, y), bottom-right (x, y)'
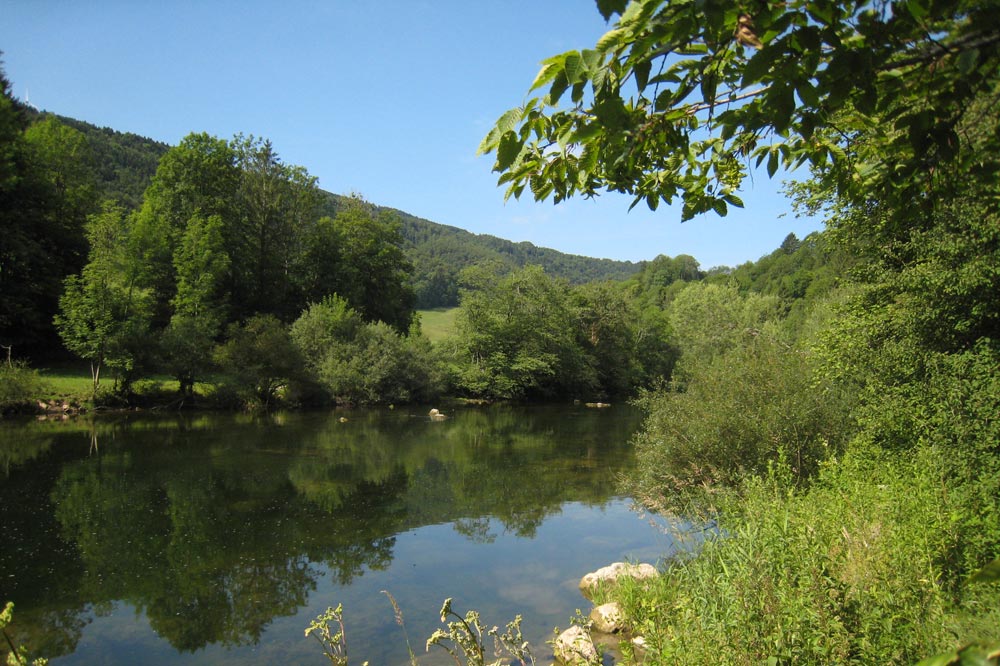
top-left (1, 404), bottom-right (681, 665)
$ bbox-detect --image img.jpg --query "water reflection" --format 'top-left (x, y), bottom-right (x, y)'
top-left (0, 405), bottom-right (653, 664)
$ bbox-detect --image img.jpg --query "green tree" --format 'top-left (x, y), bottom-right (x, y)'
top-left (666, 281), bottom-right (780, 374)
top-left (452, 265), bottom-right (593, 399)
top-left (480, 0), bottom-right (1000, 222)
top-left (214, 314), bottom-right (303, 408)
top-left (572, 280), bottom-right (676, 395)
top-left (0, 98), bottom-right (98, 354)
top-left (332, 197), bottom-right (416, 332)
top-left (131, 132), bottom-right (238, 326)
top-left (232, 134), bottom-right (322, 320)
top-left (160, 214), bottom-right (231, 396)
top-left (54, 203), bottom-right (152, 395)
top-left (291, 296), bottom-right (442, 405)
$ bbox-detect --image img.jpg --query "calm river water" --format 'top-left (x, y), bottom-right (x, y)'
top-left (1, 404), bottom-right (683, 665)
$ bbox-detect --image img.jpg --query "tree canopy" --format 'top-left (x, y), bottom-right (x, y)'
top-left (479, 0), bottom-right (1000, 220)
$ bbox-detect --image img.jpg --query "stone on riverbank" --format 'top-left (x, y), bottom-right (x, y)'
top-left (589, 602), bottom-right (626, 634)
top-left (578, 562), bottom-right (658, 598)
top-left (553, 625), bottom-right (599, 665)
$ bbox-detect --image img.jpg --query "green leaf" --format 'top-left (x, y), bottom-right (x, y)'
top-left (634, 59), bottom-right (652, 91)
top-left (530, 62), bottom-right (562, 92)
top-left (477, 108), bottom-right (522, 155)
top-left (767, 148), bottom-right (780, 178)
top-left (597, 28), bottom-right (627, 52)
top-left (595, 0), bottom-right (628, 21)
top-left (581, 49), bottom-right (602, 72)
top-left (905, 0), bottom-right (930, 20)
top-left (956, 48), bottom-right (980, 75)
top-left (548, 70), bottom-right (569, 105)
top-left (564, 52), bottom-right (585, 84)
top-left (701, 71), bottom-right (718, 107)
top-left (496, 131), bottom-right (523, 171)
top-left (742, 46), bottom-right (777, 86)
top-left (772, 85), bottom-right (796, 133)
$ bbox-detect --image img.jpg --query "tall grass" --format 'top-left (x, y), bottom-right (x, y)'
top-left (616, 445), bottom-right (1000, 664)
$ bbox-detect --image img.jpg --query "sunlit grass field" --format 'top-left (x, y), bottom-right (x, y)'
top-left (36, 364), bottom-right (197, 401)
top-left (417, 307), bottom-right (459, 342)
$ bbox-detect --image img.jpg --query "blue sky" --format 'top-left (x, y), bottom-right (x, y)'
top-left (1, 0), bottom-right (822, 268)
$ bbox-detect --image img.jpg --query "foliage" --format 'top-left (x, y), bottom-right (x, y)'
top-left (47, 113), bottom-right (169, 210)
top-left (628, 330), bottom-right (851, 515)
top-left (305, 604), bottom-right (358, 666)
top-left (426, 598), bottom-right (534, 666)
top-left (450, 266), bottom-right (594, 400)
top-left (290, 296), bottom-right (442, 405)
top-left (665, 281), bottom-right (780, 376)
top-left (480, 0), bottom-right (1000, 221)
top-left (54, 202), bottom-right (153, 396)
top-left (214, 315), bottom-right (304, 408)
top-left (1, 602), bottom-right (48, 666)
top-left (0, 362), bottom-right (46, 414)
top-left (617, 444), bottom-right (1000, 664)
top-left (0, 88), bottom-right (97, 354)
top-left (448, 265), bottom-right (676, 400)
top-left (328, 197), bottom-right (416, 332)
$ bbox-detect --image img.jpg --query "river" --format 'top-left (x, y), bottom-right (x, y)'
top-left (0, 404), bottom-right (684, 665)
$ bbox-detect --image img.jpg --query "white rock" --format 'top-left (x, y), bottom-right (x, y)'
top-left (553, 626), bottom-right (600, 665)
top-left (589, 602), bottom-right (626, 634)
top-left (579, 562), bottom-right (658, 597)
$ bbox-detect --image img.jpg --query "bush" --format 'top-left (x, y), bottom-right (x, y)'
top-left (214, 314), bottom-right (304, 408)
top-left (291, 297), bottom-right (443, 405)
top-left (627, 332), bottom-right (851, 515)
top-left (0, 361), bottom-right (46, 413)
top-left (619, 444), bottom-right (999, 665)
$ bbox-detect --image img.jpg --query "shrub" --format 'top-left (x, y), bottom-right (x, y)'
top-left (0, 361), bottom-right (46, 413)
top-left (626, 332), bottom-right (851, 515)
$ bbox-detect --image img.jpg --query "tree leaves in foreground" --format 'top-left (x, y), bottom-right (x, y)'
top-left (480, 0), bottom-right (1000, 220)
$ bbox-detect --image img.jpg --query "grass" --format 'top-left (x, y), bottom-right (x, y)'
top-left (35, 364), bottom-right (201, 403)
top-left (417, 307), bottom-right (459, 342)
top-left (37, 364), bottom-right (93, 399)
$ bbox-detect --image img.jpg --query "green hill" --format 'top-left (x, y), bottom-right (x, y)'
top-left (50, 112), bottom-right (643, 308)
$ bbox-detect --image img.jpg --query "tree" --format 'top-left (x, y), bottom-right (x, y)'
top-left (479, 0), bottom-right (1000, 221)
top-left (130, 132), bottom-right (238, 326)
top-left (161, 213), bottom-right (230, 397)
top-left (214, 315), bottom-right (303, 408)
top-left (290, 296), bottom-right (442, 405)
top-left (331, 197), bottom-right (416, 332)
top-left (452, 265), bottom-right (594, 399)
top-left (55, 203), bottom-right (152, 395)
top-left (0, 92), bottom-right (97, 354)
top-left (232, 134), bottom-right (322, 320)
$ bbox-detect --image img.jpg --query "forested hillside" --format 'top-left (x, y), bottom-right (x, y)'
top-left (36, 112), bottom-right (642, 309)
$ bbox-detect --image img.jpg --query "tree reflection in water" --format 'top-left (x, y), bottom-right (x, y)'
top-left (0, 405), bottom-right (643, 662)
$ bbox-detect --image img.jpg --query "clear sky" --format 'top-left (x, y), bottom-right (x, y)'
top-left (1, 0), bottom-right (823, 268)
